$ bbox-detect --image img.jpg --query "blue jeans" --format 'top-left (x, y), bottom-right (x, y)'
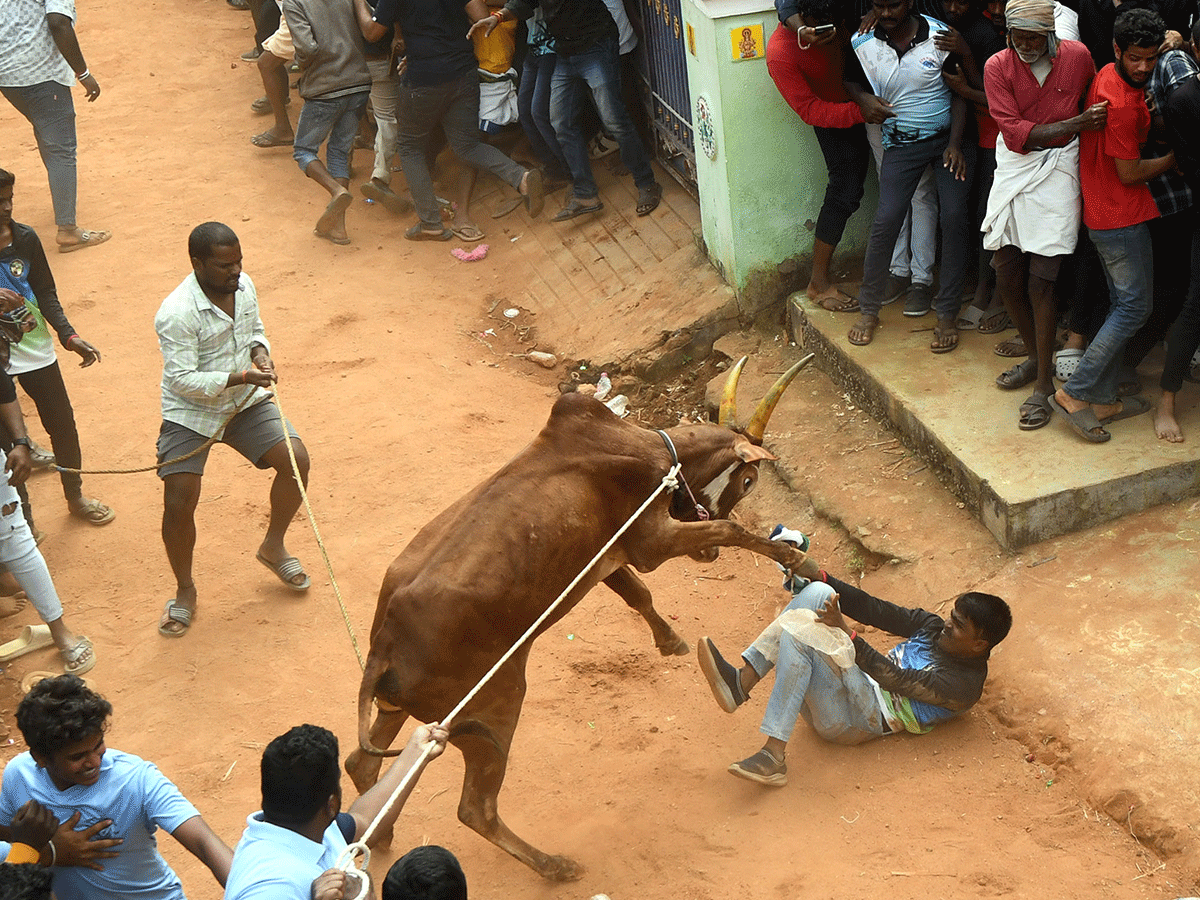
top-left (859, 134), bottom-right (974, 318)
top-left (743, 582), bottom-right (886, 746)
top-left (1, 81), bottom-right (78, 227)
top-left (519, 51), bottom-right (569, 181)
top-left (1065, 224), bottom-right (1154, 405)
top-left (396, 70), bottom-right (527, 228)
top-left (292, 91), bottom-right (369, 180)
top-left (550, 36), bottom-right (656, 198)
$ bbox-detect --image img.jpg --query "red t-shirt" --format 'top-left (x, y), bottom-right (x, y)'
top-left (766, 24), bottom-right (865, 130)
top-left (1079, 63), bottom-right (1159, 230)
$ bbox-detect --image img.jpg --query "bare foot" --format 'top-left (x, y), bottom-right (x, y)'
top-left (847, 313), bottom-right (878, 346)
top-left (0, 592), bottom-right (28, 618)
top-left (1156, 392), bottom-right (1184, 442)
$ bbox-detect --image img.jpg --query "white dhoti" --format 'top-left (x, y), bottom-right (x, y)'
top-left (981, 133), bottom-right (1081, 257)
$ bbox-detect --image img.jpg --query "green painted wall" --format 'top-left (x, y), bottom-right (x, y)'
top-left (680, 0), bottom-right (876, 296)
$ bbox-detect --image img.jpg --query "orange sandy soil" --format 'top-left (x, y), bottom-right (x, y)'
top-left (0, 1), bottom-right (1196, 898)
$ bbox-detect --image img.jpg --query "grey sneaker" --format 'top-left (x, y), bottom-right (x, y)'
top-left (881, 273), bottom-right (911, 306)
top-left (728, 748), bottom-right (787, 786)
top-left (904, 282), bottom-right (933, 317)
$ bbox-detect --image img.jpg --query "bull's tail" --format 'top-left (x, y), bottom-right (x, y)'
top-left (357, 654), bottom-right (407, 757)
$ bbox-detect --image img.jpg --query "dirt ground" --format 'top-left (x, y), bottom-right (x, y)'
top-left (0, 1), bottom-right (1197, 898)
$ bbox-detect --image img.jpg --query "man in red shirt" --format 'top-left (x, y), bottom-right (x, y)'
top-left (1050, 7), bottom-right (1175, 442)
top-left (767, 0), bottom-right (868, 307)
top-left (981, 0), bottom-right (1101, 431)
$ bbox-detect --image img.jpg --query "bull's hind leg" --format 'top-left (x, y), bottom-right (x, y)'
top-left (604, 566), bottom-right (688, 656)
top-left (455, 677), bottom-right (583, 881)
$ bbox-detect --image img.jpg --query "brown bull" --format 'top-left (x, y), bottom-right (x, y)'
top-left (346, 356), bottom-right (812, 880)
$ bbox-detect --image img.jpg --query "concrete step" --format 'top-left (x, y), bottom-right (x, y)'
top-left (788, 291), bottom-right (1200, 549)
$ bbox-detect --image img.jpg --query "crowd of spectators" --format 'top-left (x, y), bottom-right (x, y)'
top-left (771, 0), bottom-right (1200, 442)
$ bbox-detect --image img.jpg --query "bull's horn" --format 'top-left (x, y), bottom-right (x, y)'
top-left (719, 356), bottom-right (748, 427)
top-left (744, 353), bottom-right (814, 443)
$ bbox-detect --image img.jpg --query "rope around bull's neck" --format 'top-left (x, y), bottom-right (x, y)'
top-left (333, 457), bottom-right (684, 899)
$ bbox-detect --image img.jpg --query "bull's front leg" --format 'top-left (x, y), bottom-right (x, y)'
top-left (628, 520), bottom-right (813, 574)
top-left (604, 566), bottom-right (689, 657)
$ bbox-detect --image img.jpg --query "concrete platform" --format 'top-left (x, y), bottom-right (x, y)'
top-left (789, 292), bottom-right (1200, 549)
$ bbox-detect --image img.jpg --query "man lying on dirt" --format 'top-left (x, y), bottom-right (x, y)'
top-left (697, 526), bottom-right (1012, 786)
top-left (0, 674), bottom-right (233, 898)
top-left (223, 721), bottom-right (448, 900)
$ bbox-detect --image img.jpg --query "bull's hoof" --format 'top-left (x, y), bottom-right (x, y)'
top-left (658, 636), bottom-right (690, 657)
top-left (539, 854), bottom-right (585, 882)
top-left (344, 749), bottom-right (377, 794)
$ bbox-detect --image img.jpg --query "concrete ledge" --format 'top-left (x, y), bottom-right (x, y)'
top-left (788, 293), bottom-right (1200, 549)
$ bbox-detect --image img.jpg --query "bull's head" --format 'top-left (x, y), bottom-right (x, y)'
top-left (666, 354), bottom-right (813, 560)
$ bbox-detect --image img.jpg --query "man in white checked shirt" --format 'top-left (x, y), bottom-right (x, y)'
top-left (153, 222), bottom-right (311, 639)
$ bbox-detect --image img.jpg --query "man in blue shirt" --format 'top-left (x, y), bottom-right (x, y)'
top-left (844, 0), bottom-right (974, 352)
top-left (0, 675), bottom-right (233, 899)
top-left (697, 527), bottom-right (1011, 786)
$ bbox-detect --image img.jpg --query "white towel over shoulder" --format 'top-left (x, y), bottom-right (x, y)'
top-left (982, 132), bottom-right (1081, 257)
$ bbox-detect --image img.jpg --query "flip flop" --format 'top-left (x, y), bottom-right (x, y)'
top-left (69, 498), bottom-right (116, 526)
top-left (815, 291), bottom-right (860, 313)
top-left (450, 223), bottom-right (485, 242)
top-left (0, 624), bottom-right (54, 662)
top-left (158, 599), bottom-right (194, 638)
top-left (522, 169), bottom-right (544, 219)
top-left (636, 182), bottom-right (663, 217)
top-left (978, 309), bottom-right (1013, 334)
top-left (931, 321), bottom-right (959, 354)
top-left (996, 357), bottom-right (1037, 390)
top-left (956, 305), bottom-right (985, 330)
top-left (1018, 391), bottom-right (1052, 431)
top-left (994, 336), bottom-right (1028, 358)
top-left (847, 314), bottom-right (878, 346)
top-left (552, 197), bottom-right (603, 222)
top-left (251, 131), bottom-right (294, 148)
top-left (1098, 395), bottom-right (1151, 424)
top-left (316, 192), bottom-right (353, 236)
top-left (61, 636), bottom-right (96, 676)
top-left (256, 551), bottom-right (311, 592)
top-left (404, 223), bottom-right (453, 241)
top-left (1048, 395), bottom-right (1110, 443)
top-left (57, 230), bottom-right (111, 253)
top-left (21, 669), bottom-right (94, 694)
top-left (359, 180), bottom-right (412, 215)
top-left (490, 196), bottom-right (524, 219)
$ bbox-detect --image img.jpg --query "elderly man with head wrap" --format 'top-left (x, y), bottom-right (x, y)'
top-left (980, 0), bottom-right (1101, 430)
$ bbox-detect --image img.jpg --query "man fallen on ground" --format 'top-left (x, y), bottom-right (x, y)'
top-left (697, 526), bottom-right (1011, 786)
top-left (0, 167), bottom-right (115, 529)
top-left (1051, 8), bottom-right (1173, 442)
top-left (0, 674), bottom-right (232, 899)
top-left (981, 0), bottom-right (1100, 431)
top-left (155, 221), bottom-right (311, 638)
top-left (224, 722), bottom-right (449, 900)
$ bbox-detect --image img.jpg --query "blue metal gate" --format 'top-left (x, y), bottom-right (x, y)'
top-left (635, 0), bottom-right (696, 195)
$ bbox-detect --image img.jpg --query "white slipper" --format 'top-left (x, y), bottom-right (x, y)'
top-left (0, 623), bottom-right (54, 663)
top-left (1054, 348), bottom-right (1084, 382)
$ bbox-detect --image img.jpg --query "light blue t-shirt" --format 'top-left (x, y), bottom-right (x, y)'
top-left (0, 749), bottom-right (200, 900)
top-left (224, 813), bottom-right (351, 900)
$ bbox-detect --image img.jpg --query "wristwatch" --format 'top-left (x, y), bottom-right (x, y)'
top-left (11, 437), bottom-right (30, 450)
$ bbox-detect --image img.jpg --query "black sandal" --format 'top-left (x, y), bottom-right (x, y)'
top-left (636, 182), bottom-right (663, 217)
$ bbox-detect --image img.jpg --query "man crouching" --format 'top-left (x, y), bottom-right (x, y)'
top-left (697, 526), bottom-right (1012, 786)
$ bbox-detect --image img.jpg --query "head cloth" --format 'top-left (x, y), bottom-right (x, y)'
top-left (1006, 0), bottom-right (1058, 58)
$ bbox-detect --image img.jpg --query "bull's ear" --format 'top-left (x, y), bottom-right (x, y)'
top-left (733, 436), bottom-right (776, 462)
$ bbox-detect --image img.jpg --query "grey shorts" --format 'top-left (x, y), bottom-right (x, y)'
top-left (157, 400), bottom-right (301, 479)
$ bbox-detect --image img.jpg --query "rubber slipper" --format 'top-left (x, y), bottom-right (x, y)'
top-left (1098, 395), bottom-right (1151, 424)
top-left (847, 315), bottom-right (878, 346)
top-left (21, 669), bottom-right (94, 694)
top-left (996, 357), bottom-right (1037, 390)
top-left (360, 180), bottom-right (412, 215)
top-left (490, 196), bottom-right (524, 219)
top-left (1054, 347), bottom-right (1084, 381)
top-left (931, 321), bottom-right (959, 354)
top-left (0, 624), bottom-right (54, 662)
top-left (978, 309), bottom-right (1013, 334)
top-left (956, 305), bottom-right (985, 330)
top-left (1018, 391), bottom-right (1052, 431)
top-left (61, 636), bottom-right (95, 676)
top-left (636, 182), bottom-right (663, 217)
top-left (552, 197), bottom-right (603, 222)
top-left (815, 291), bottom-right (860, 313)
top-left (251, 131), bottom-right (293, 148)
top-left (256, 551), bottom-right (311, 591)
top-left (994, 336), bottom-right (1028, 358)
top-left (522, 168), bottom-right (544, 219)
top-left (1048, 395), bottom-right (1110, 443)
top-left (57, 230), bottom-right (111, 253)
top-left (69, 498), bottom-right (115, 526)
top-left (450, 223), bottom-right (485, 242)
top-left (316, 192), bottom-right (353, 236)
top-left (159, 599), bottom-right (194, 638)
top-left (404, 223), bottom-right (453, 241)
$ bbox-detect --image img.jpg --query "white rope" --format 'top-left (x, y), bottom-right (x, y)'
top-left (334, 462), bottom-right (684, 897)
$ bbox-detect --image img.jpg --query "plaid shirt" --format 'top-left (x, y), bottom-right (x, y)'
top-left (155, 272), bottom-right (272, 439)
top-left (1146, 49), bottom-right (1197, 217)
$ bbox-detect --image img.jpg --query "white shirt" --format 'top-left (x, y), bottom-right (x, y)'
top-left (155, 271), bottom-right (272, 438)
top-left (0, 0), bottom-right (77, 88)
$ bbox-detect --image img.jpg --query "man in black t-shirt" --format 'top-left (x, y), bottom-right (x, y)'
top-left (356, 0), bottom-right (544, 241)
